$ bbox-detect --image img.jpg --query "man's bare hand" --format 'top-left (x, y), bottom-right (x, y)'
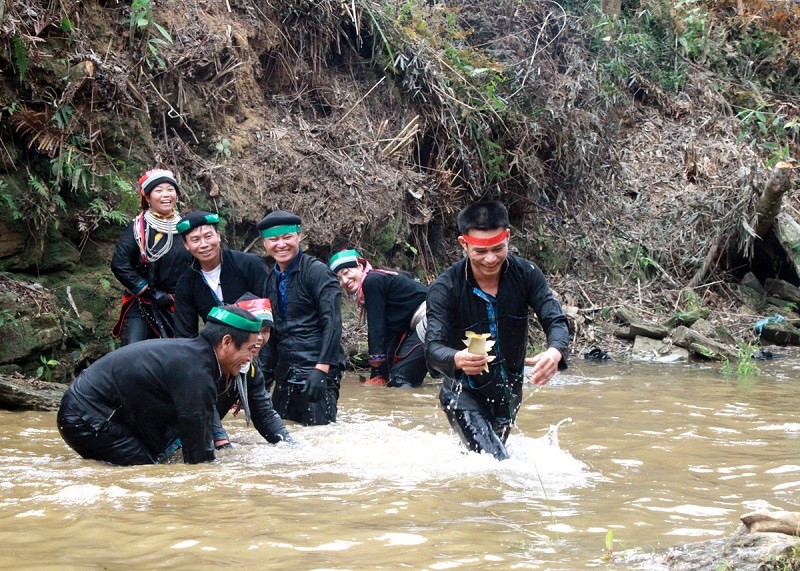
top-left (454, 348), bottom-right (488, 376)
top-left (524, 347), bottom-right (561, 385)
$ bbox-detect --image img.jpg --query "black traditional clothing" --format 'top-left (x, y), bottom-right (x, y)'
top-left (216, 362), bottom-right (290, 444)
top-left (173, 248), bottom-right (268, 338)
top-left (264, 251), bottom-right (345, 425)
top-left (425, 254), bottom-right (569, 459)
top-left (360, 269), bottom-right (428, 387)
top-left (111, 213), bottom-right (192, 344)
top-left (56, 336), bottom-right (220, 465)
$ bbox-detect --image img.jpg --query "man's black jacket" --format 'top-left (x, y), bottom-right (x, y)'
top-left (62, 336), bottom-right (219, 463)
top-left (174, 248), bottom-right (267, 338)
top-left (264, 252), bottom-right (345, 382)
top-left (425, 254), bottom-right (569, 383)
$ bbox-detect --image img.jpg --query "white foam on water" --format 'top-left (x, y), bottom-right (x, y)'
top-left (296, 540), bottom-right (359, 551)
top-left (170, 540), bottom-right (199, 549)
top-left (645, 504), bottom-right (731, 517)
top-left (15, 510), bottom-right (45, 517)
top-left (773, 480), bottom-right (800, 491)
top-left (36, 483), bottom-right (151, 507)
top-left (752, 423), bottom-right (800, 433)
top-left (766, 465), bottom-right (800, 474)
top-left (374, 533), bottom-right (426, 546)
top-left (224, 414), bottom-right (596, 499)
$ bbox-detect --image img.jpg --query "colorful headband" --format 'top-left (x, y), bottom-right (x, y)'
top-left (207, 307), bottom-right (262, 333)
top-left (461, 229), bottom-right (510, 247)
top-left (234, 297), bottom-right (273, 326)
top-left (260, 224), bottom-right (301, 239)
top-left (329, 249), bottom-right (361, 273)
top-left (139, 168), bottom-right (179, 195)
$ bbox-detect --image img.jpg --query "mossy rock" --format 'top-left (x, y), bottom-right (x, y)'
top-left (372, 212), bottom-right (406, 256)
top-left (0, 313), bottom-right (65, 364)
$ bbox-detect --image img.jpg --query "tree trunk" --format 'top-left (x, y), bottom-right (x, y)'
top-left (751, 161), bottom-right (794, 238)
top-left (689, 162), bottom-right (795, 287)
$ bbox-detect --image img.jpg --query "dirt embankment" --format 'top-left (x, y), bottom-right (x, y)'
top-left (0, 0), bottom-right (798, 379)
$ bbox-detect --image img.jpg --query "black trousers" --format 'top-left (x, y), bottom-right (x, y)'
top-left (439, 380), bottom-right (520, 461)
top-left (272, 369), bottom-right (340, 426)
top-left (119, 302), bottom-right (174, 346)
top-left (387, 331), bottom-right (428, 388)
top-left (57, 392), bottom-right (156, 466)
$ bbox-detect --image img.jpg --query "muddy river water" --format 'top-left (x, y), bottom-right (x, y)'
top-left (1, 357), bottom-right (798, 569)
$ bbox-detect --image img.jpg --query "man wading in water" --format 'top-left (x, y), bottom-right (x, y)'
top-left (57, 306), bottom-right (263, 465)
top-left (425, 201), bottom-right (569, 460)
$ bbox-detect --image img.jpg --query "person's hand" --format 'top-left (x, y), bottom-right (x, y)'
top-left (149, 289), bottom-right (172, 309)
top-left (303, 368), bottom-right (328, 403)
top-left (454, 348), bottom-right (488, 376)
top-left (524, 348), bottom-right (561, 385)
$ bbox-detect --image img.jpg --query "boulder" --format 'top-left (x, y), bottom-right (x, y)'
top-left (0, 275), bottom-right (66, 364)
top-left (764, 278), bottom-right (800, 305)
top-left (671, 325), bottom-right (739, 360)
top-left (0, 372), bottom-right (65, 411)
top-left (620, 526), bottom-right (800, 570)
top-left (631, 335), bottom-right (689, 363)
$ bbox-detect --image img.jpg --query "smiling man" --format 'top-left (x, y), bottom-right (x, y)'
top-left (57, 306), bottom-right (262, 465)
top-left (425, 201), bottom-right (570, 460)
top-left (173, 211), bottom-right (268, 339)
top-left (256, 210), bottom-right (345, 426)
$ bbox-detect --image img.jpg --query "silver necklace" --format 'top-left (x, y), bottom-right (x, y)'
top-left (134, 210), bottom-right (180, 262)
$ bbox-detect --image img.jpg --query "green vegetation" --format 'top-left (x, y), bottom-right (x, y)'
top-left (757, 545), bottom-right (800, 570)
top-left (129, 0), bottom-right (174, 69)
top-left (721, 343), bottom-right (762, 376)
top-left (603, 529), bottom-right (615, 562)
top-left (35, 355), bottom-right (59, 382)
top-left (582, 0), bottom-right (799, 164)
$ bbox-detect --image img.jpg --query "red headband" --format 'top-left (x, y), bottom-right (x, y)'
top-left (461, 229), bottom-right (510, 247)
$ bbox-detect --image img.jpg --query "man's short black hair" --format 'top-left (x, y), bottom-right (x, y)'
top-left (199, 305), bottom-right (254, 348)
top-left (457, 201), bottom-right (510, 234)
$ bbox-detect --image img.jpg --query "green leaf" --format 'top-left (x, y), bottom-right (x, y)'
top-left (153, 22), bottom-right (173, 43)
top-left (11, 35), bottom-right (30, 80)
top-left (605, 529), bottom-right (614, 551)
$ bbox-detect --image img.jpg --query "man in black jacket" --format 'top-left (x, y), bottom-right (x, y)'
top-left (57, 306), bottom-right (263, 465)
top-left (425, 201), bottom-right (569, 460)
top-left (257, 210), bottom-right (345, 426)
top-left (173, 211), bottom-right (268, 338)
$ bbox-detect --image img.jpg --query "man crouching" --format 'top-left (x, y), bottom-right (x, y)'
top-left (57, 305), bottom-right (262, 465)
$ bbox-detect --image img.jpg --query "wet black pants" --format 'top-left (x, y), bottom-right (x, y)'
top-left (439, 384), bottom-right (513, 461)
top-left (272, 370), bottom-right (340, 426)
top-left (57, 394), bottom-right (156, 466)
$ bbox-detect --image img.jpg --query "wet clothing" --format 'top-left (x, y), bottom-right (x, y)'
top-left (264, 252), bottom-right (345, 425)
top-left (360, 270), bottom-right (428, 387)
top-left (56, 337), bottom-right (220, 465)
top-left (425, 254), bottom-right (569, 460)
top-left (111, 216), bottom-right (192, 344)
top-left (215, 362), bottom-right (290, 443)
top-left (174, 248), bottom-right (268, 338)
